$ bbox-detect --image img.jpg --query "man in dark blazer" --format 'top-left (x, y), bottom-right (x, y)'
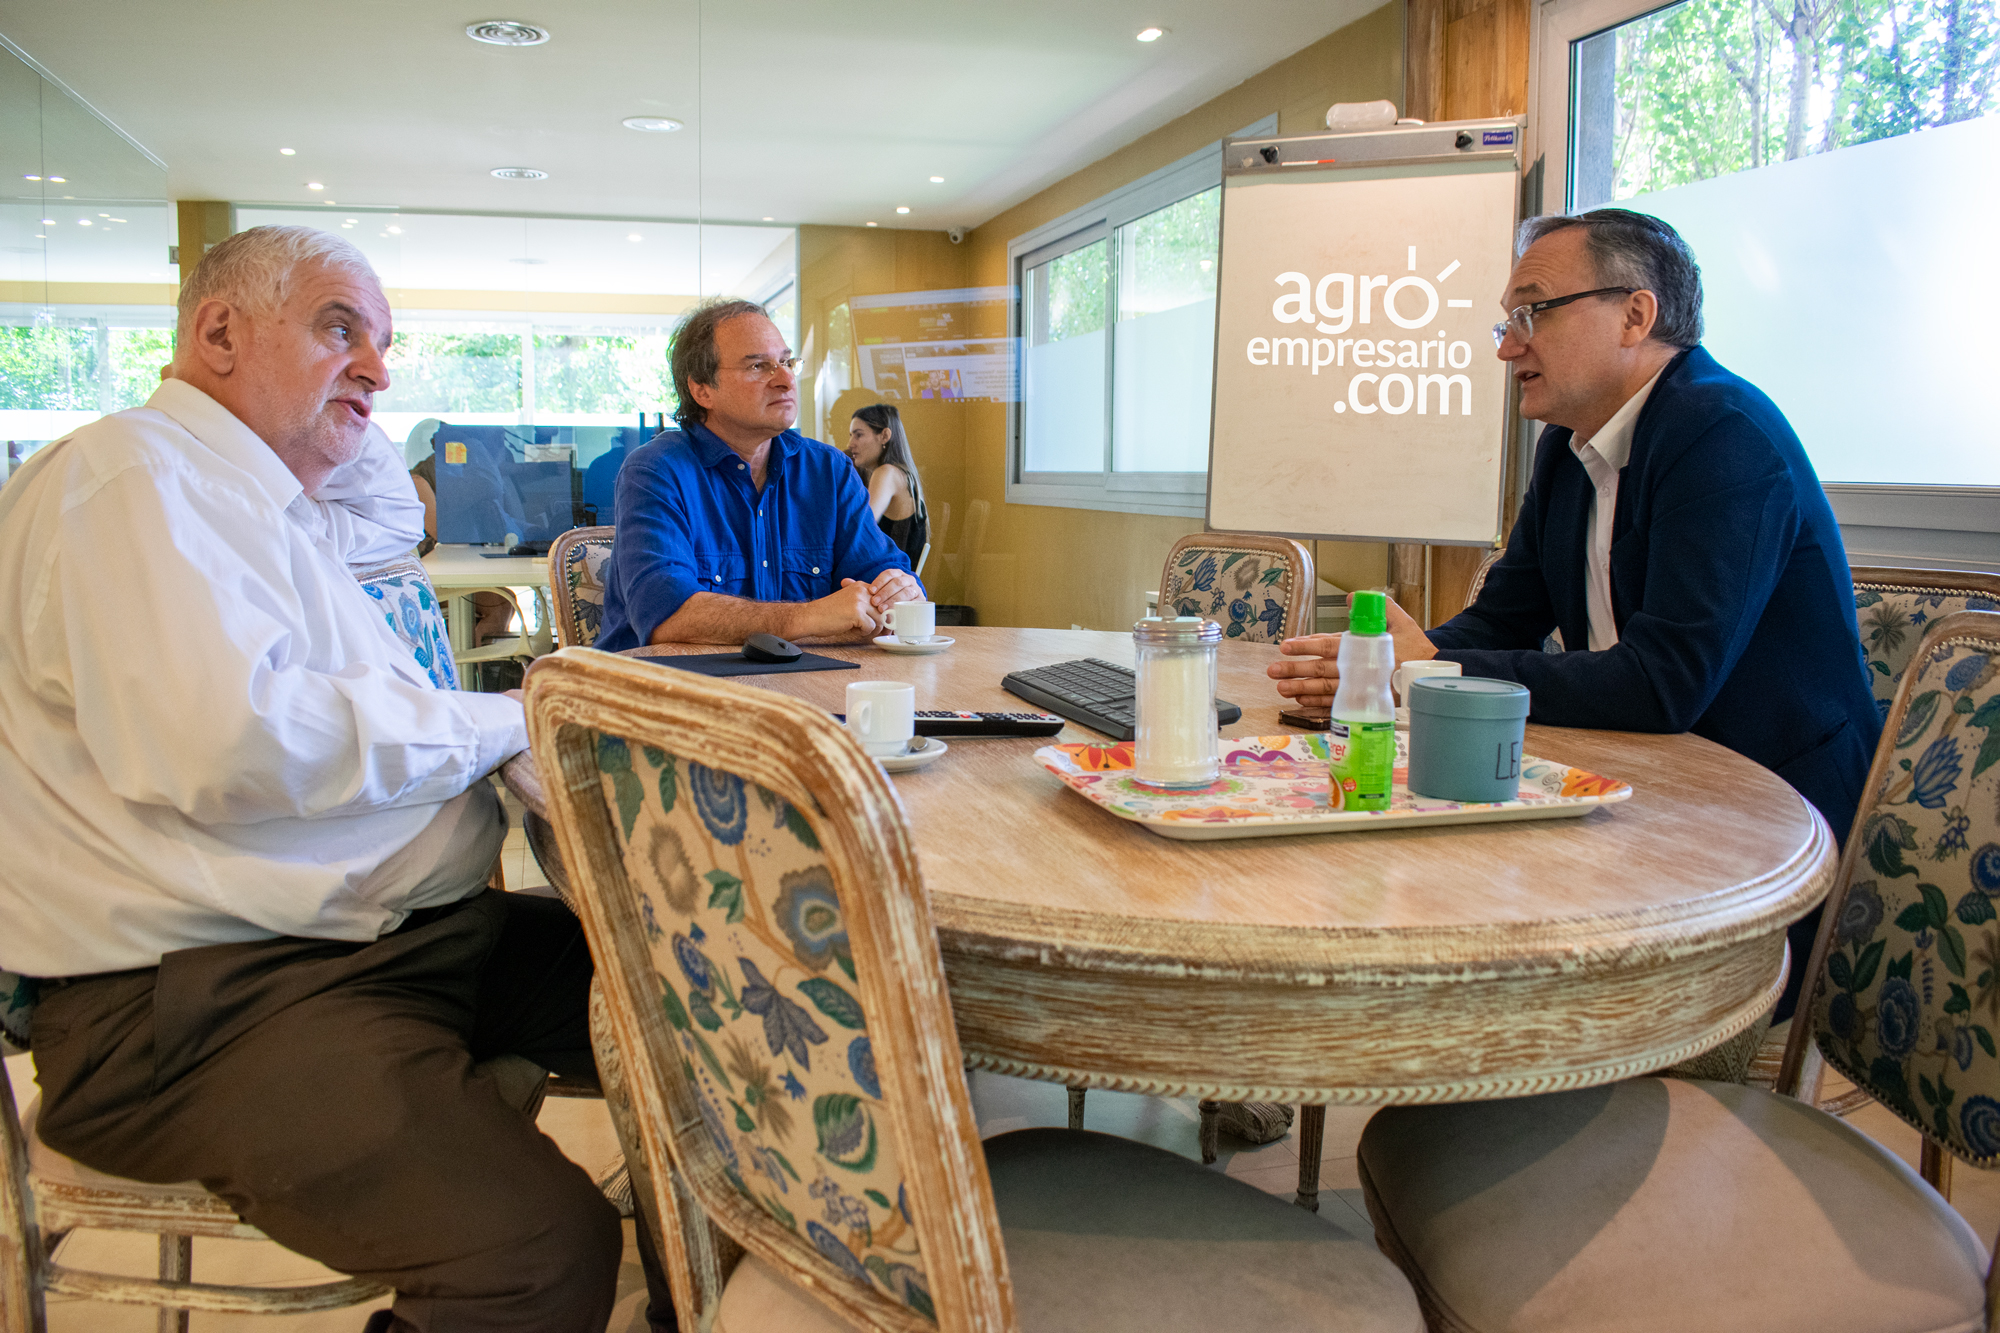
top-left (1269, 209), bottom-right (1878, 1018)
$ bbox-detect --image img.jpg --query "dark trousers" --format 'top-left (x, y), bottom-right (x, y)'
top-left (30, 890), bottom-right (629, 1332)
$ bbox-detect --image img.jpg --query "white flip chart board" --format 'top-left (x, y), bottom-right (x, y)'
top-left (1206, 127), bottom-right (1521, 545)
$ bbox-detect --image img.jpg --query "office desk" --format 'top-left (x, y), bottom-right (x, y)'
top-left (422, 545), bottom-right (553, 683)
top-left (507, 627), bottom-right (1834, 1169)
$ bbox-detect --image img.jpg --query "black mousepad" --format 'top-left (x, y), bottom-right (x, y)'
top-left (627, 650), bottom-right (859, 677)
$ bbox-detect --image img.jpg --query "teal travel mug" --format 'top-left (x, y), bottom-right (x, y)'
top-left (1406, 677), bottom-right (1530, 803)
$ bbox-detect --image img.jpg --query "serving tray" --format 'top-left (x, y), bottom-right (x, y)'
top-left (1034, 734), bottom-right (1632, 840)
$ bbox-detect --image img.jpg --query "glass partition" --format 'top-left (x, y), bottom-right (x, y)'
top-left (0, 42), bottom-right (172, 475)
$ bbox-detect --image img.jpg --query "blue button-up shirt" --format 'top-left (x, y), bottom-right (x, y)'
top-left (595, 422), bottom-right (917, 652)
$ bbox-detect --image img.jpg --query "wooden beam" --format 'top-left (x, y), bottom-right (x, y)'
top-left (174, 201), bottom-right (231, 277)
top-left (1401, 0), bottom-right (1529, 627)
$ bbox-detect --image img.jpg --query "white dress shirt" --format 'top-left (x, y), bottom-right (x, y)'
top-left (1570, 369), bottom-right (1664, 652)
top-left (0, 381), bottom-right (528, 976)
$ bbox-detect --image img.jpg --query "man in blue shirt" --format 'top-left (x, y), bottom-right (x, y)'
top-left (597, 299), bottom-right (921, 652)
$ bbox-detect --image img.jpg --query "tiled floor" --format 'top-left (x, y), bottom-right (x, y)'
top-left (15, 1050), bottom-right (1997, 1332)
top-left (9, 801), bottom-right (1995, 1330)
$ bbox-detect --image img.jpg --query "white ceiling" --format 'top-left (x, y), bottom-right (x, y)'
top-left (0, 0), bottom-right (1384, 232)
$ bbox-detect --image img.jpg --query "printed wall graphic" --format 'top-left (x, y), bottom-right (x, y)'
top-left (1208, 160), bottom-right (1517, 544)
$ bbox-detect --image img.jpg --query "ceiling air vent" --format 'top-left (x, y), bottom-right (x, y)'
top-left (490, 167), bottom-right (549, 180)
top-left (466, 21), bottom-right (550, 46)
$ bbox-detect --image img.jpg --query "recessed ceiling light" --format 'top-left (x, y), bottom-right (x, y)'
top-left (32, 233), bottom-right (44, 239)
top-left (98, 212), bottom-right (109, 217)
top-left (346, 218), bottom-right (358, 222)
top-left (280, 147), bottom-right (296, 156)
top-left (387, 225), bottom-right (403, 234)
top-left (627, 233), bottom-right (642, 241)
top-left (896, 206), bottom-right (910, 214)
top-left (490, 167), bottom-right (548, 180)
top-left (930, 176), bottom-right (944, 183)
top-left (1137, 26), bottom-right (1165, 40)
top-left (307, 182), bottom-right (324, 190)
top-left (466, 20), bottom-right (549, 45)
top-left (108, 217), bottom-right (126, 223)
top-left (23, 174), bottom-right (40, 181)
top-left (48, 176), bottom-right (64, 183)
top-left (39, 218), bottom-right (54, 225)
top-left (762, 216), bottom-right (774, 222)
top-left (77, 219), bottom-right (92, 226)
top-left (865, 221), bottom-right (878, 227)
top-left (621, 116), bottom-right (683, 133)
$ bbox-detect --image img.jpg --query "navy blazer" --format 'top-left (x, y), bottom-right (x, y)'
top-left (1429, 346), bottom-right (1880, 844)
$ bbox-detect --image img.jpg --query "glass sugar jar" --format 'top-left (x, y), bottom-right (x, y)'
top-left (1133, 615), bottom-right (1222, 788)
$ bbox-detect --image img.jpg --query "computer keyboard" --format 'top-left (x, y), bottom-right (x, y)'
top-left (1001, 657), bottom-right (1242, 742)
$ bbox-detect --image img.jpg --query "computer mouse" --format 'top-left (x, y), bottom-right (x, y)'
top-left (742, 632), bottom-right (803, 664)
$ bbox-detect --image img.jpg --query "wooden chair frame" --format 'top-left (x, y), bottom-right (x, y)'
top-left (525, 647), bottom-right (1016, 1333)
top-left (1157, 533), bottom-right (1316, 640)
top-left (1850, 566), bottom-right (2000, 602)
top-left (1, 1071), bottom-right (384, 1333)
top-left (1775, 612), bottom-right (2000, 1279)
top-left (548, 526), bottom-right (616, 651)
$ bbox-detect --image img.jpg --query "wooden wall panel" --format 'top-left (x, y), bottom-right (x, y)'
top-left (1401, 0), bottom-right (1529, 624)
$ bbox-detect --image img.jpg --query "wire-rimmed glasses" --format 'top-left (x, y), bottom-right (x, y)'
top-left (1490, 287), bottom-right (1637, 347)
top-left (734, 356), bottom-right (803, 380)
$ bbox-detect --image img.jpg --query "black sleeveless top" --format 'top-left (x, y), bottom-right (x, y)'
top-left (878, 507), bottom-right (928, 570)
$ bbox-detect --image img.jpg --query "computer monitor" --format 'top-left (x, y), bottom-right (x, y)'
top-left (432, 423), bottom-right (651, 545)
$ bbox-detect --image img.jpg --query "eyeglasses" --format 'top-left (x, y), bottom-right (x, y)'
top-left (733, 356), bottom-right (802, 380)
top-left (1490, 287), bottom-right (1637, 347)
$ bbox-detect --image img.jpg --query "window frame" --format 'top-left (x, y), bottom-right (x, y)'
top-left (1525, 0), bottom-right (2000, 571)
top-left (1006, 117), bottom-right (1274, 519)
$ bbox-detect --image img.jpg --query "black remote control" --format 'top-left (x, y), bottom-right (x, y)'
top-left (914, 709), bottom-right (1066, 737)
top-left (832, 710), bottom-right (1067, 737)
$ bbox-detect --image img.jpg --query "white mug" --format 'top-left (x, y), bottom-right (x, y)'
top-left (884, 600), bottom-right (936, 644)
top-left (845, 680), bottom-right (916, 757)
top-left (1392, 659), bottom-right (1462, 703)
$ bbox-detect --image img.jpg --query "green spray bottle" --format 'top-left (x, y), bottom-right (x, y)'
top-left (1327, 590), bottom-right (1396, 811)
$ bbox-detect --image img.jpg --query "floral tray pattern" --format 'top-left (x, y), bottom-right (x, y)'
top-left (1035, 734), bottom-right (1632, 840)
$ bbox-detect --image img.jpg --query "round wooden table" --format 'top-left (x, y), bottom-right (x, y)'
top-left (509, 625), bottom-right (1833, 1119)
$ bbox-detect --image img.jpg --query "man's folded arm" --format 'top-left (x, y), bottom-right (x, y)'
top-left (828, 460), bottom-right (920, 591)
top-left (50, 468), bottom-right (524, 825)
top-left (611, 455), bottom-right (709, 644)
top-left (1436, 437), bottom-right (1799, 733)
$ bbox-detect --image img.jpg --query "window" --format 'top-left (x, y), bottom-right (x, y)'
top-left (1529, 0), bottom-right (1999, 567)
top-left (1008, 122), bottom-right (1269, 517)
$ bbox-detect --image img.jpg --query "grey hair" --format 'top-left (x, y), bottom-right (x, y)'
top-left (175, 225), bottom-right (379, 347)
top-left (1516, 208), bottom-right (1704, 349)
top-left (670, 297), bottom-right (771, 426)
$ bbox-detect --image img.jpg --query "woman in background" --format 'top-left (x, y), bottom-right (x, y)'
top-left (845, 402), bottom-right (929, 571)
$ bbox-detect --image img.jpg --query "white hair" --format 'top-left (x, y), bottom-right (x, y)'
top-left (174, 225), bottom-right (380, 347)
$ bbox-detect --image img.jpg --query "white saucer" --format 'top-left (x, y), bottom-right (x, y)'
top-left (873, 635), bottom-right (954, 655)
top-left (875, 736), bottom-right (949, 773)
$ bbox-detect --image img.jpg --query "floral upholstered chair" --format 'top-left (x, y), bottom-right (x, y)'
top-left (353, 553), bottom-right (459, 691)
top-left (1354, 610), bottom-right (2000, 1333)
top-left (1853, 567), bottom-right (2000, 723)
top-left (550, 526), bottom-right (616, 649)
top-left (1722, 566), bottom-right (2000, 1105)
top-left (525, 648), bottom-right (1422, 1333)
top-left (1158, 533), bottom-right (1315, 644)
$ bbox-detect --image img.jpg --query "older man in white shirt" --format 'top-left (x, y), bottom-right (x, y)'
top-left (0, 226), bottom-right (622, 1331)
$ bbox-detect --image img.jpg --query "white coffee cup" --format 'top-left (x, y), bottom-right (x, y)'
top-left (1392, 659), bottom-right (1462, 703)
top-left (884, 600), bottom-right (936, 644)
top-left (845, 680), bottom-right (916, 757)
